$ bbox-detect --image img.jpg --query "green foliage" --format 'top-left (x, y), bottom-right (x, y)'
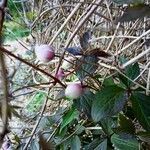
top-left (74, 90), bottom-right (94, 118)
top-left (119, 62), bottom-right (140, 88)
top-left (76, 55), bottom-right (98, 81)
top-left (25, 92), bottom-right (46, 113)
top-left (4, 22), bottom-right (30, 40)
top-left (91, 85), bottom-right (126, 122)
top-left (4, 1), bottom-right (150, 149)
top-left (116, 113), bottom-right (135, 134)
top-left (131, 92), bottom-right (150, 131)
top-left (70, 135), bottom-right (81, 150)
top-left (8, 0), bottom-right (22, 18)
top-left (111, 133), bottom-right (139, 150)
top-left (60, 107), bottom-right (79, 132)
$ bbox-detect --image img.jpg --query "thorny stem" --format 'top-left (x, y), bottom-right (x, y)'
top-left (0, 46), bottom-right (66, 88)
top-left (0, 0), bottom-right (8, 144)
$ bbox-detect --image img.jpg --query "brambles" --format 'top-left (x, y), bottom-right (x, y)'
top-left (1, 0), bottom-right (150, 149)
top-left (35, 44), bottom-right (55, 63)
top-left (65, 83), bottom-right (83, 99)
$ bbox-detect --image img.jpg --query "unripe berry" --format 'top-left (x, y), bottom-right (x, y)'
top-left (65, 83), bottom-right (83, 99)
top-left (55, 68), bottom-right (65, 80)
top-left (35, 44), bottom-right (55, 63)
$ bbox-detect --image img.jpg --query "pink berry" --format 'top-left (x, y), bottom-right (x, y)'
top-left (35, 44), bottom-right (55, 62)
top-left (65, 83), bottom-right (83, 99)
top-left (55, 68), bottom-right (65, 80)
top-left (2, 141), bottom-right (10, 150)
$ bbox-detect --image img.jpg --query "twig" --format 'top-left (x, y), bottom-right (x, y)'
top-left (121, 47), bottom-right (150, 69)
top-left (105, 22), bottom-right (120, 52)
top-left (58, 120), bottom-right (86, 145)
top-left (0, 46), bottom-right (66, 88)
top-left (65, 0), bottom-right (104, 48)
top-left (23, 88), bottom-right (51, 150)
top-left (146, 68), bottom-right (150, 95)
top-left (115, 29), bottom-right (150, 56)
top-left (49, 0), bottom-right (84, 45)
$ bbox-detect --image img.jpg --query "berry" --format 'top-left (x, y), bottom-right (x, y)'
top-left (65, 83), bottom-right (83, 99)
top-left (55, 68), bottom-right (65, 80)
top-left (35, 44), bottom-right (55, 62)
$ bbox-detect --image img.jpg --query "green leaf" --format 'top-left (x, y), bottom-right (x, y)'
top-left (84, 139), bottom-right (108, 150)
top-left (76, 55), bottom-right (98, 81)
top-left (71, 135), bottom-right (81, 150)
top-left (112, 0), bottom-right (143, 4)
top-left (117, 4), bottom-right (150, 22)
top-left (131, 92), bottom-right (150, 131)
top-left (26, 92), bottom-right (46, 113)
top-left (103, 77), bottom-right (115, 86)
top-left (74, 90), bottom-right (94, 118)
top-left (94, 139), bottom-right (107, 150)
top-left (116, 113), bottom-right (135, 134)
top-left (111, 133), bottom-right (139, 150)
top-left (91, 85), bottom-right (126, 122)
top-left (60, 107), bottom-right (79, 132)
top-left (119, 62), bottom-right (140, 87)
top-left (101, 117), bottom-right (118, 136)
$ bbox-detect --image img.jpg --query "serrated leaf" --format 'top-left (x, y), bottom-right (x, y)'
top-left (71, 135), bottom-right (81, 150)
top-left (65, 47), bottom-right (82, 56)
top-left (125, 63), bottom-right (140, 81)
top-left (74, 90), bottom-right (94, 118)
top-left (76, 55), bottom-right (98, 81)
top-left (117, 4), bottom-right (150, 22)
top-left (91, 85), bottom-right (126, 122)
top-left (112, 0), bottom-right (143, 4)
top-left (84, 138), bottom-right (101, 150)
top-left (101, 117), bottom-right (118, 136)
top-left (111, 133), bottom-right (139, 150)
top-left (94, 139), bottom-right (107, 150)
top-left (117, 114), bottom-right (135, 134)
top-left (119, 62), bottom-right (140, 87)
top-left (80, 31), bottom-right (91, 50)
top-left (131, 92), bottom-right (150, 131)
top-left (60, 107), bottom-right (79, 132)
